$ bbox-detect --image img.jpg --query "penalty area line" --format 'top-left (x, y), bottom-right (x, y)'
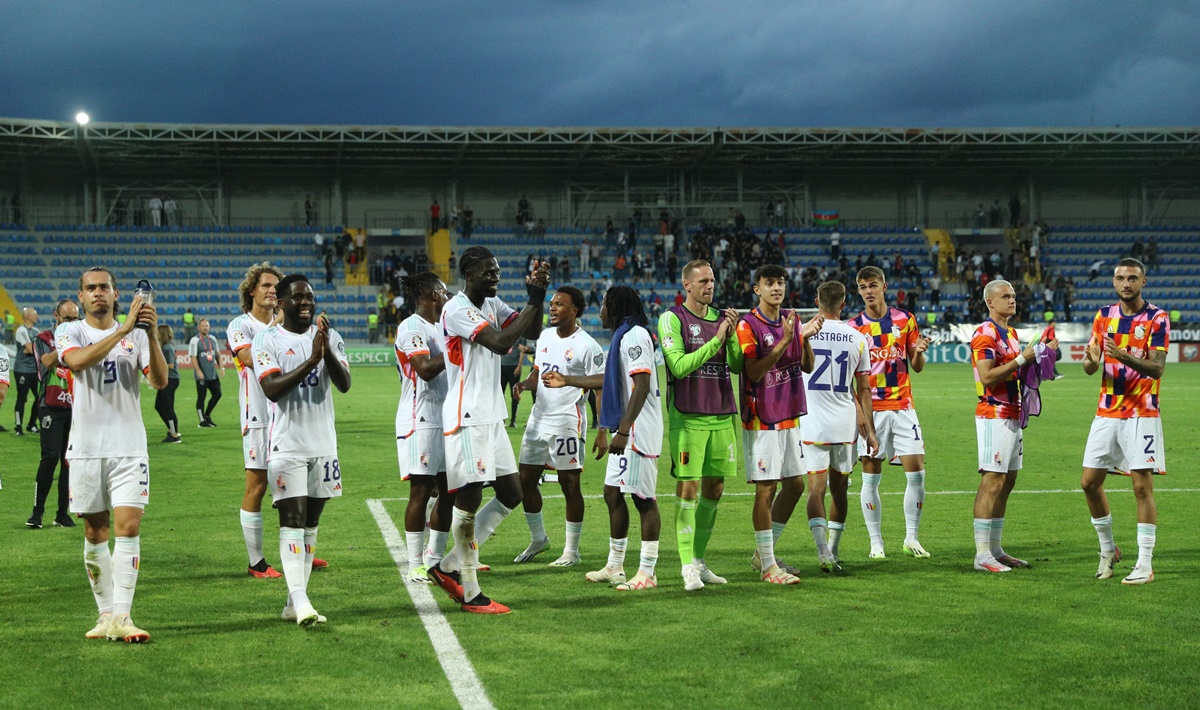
top-left (370, 487), bottom-right (1200, 504)
top-left (366, 499), bottom-right (495, 710)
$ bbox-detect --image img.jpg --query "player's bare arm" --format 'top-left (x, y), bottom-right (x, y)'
top-left (513, 365), bottom-right (540, 400)
top-left (144, 309), bottom-right (169, 390)
top-left (743, 312), bottom-right (798, 383)
top-left (317, 314), bottom-right (351, 393)
top-left (800, 314), bottom-right (822, 373)
top-left (607, 372), bottom-right (651, 456)
top-left (409, 352), bottom-right (446, 382)
top-left (975, 340), bottom-right (1040, 387)
top-left (260, 336), bottom-right (325, 402)
top-left (542, 371), bottom-right (604, 390)
top-left (62, 293), bottom-right (146, 373)
top-left (591, 387), bottom-right (607, 460)
top-left (909, 334), bottom-right (931, 373)
top-left (853, 371), bottom-right (879, 456)
top-left (473, 263), bottom-right (551, 355)
top-left (1102, 336), bottom-right (1166, 379)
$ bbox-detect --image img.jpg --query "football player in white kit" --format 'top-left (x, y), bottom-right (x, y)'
top-left (57, 267), bottom-right (168, 642)
top-left (228, 262), bottom-right (328, 579)
top-left (512, 285), bottom-right (605, 567)
top-left (253, 274), bottom-right (351, 626)
top-left (427, 247), bottom-right (550, 614)
top-left (393, 272), bottom-right (453, 583)
top-left (547, 285), bottom-right (665, 591)
top-left (800, 281), bottom-right (877, 570)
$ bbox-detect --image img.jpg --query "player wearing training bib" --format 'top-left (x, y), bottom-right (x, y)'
top-left (427, 247), bottom-right (549, 615)
top-left (1080, 258), bottom-right (1169, 585)
top-left (0, 335), bottom-right (9, 487)
top-left (393, 272), bottom-right (453, 584)
top-left (659, 259), bottom-right (743, 591)
top-left (253, 274), bottom-right (351, 626)
top-left (513, 286), bottom-right (604, 568)
top-left (850, 265), bottom-right (933, 559)
top-left (58, 267), bottom-right (168, 643)
top-left (970, 280), bottom-right (1053, 573)
top-left (229, 262), bottom-right (331, 580)
top-left (800, 281), bottom-right (877, 571)
top-left (549, 286), bottom-right (664, 591)
top-left (735, 265), bottom-right (822, 584)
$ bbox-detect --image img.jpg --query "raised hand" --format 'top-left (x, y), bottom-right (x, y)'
top-left (911, 335), bottom-right (931, 355)
top-left (542, 371), bottom-right (568, 388)
top-left (802, 313), bottom-right (825, 339)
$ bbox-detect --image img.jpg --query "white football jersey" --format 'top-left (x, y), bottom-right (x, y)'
top-left (395, 313), bottom-right (448, 437)
top-left (615, 326), bottom-right (663, 458)
top-left (0, 345), bottom-right (8, 385)
top-left (56, 321), bottom-right (152, 459)
top-left (440, 292), bottom-right (520, 432)
top-left (227, 312), bottom-right (273, 432)
top-left (527, 325), bottom-right (605, 436)
top-left (252, 325), bottom-right (348, 460)
top-left (802, 318), bottom-right (871, 445)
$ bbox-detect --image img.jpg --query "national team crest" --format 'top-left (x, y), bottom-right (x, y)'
top-left (891, 326), bottom-right (902, 339)
top-left (757, 459), bottom-right (768, 476)
top-left (994, 451), bottom-right (1003, 466)
top-left (564, 348), bottom-right (575, 362)
top-left (1134, 324), bottom-right (1146, 339)
top-left (680, 452), bottom-right (690, 466)
top-left (419, 453), bottom-right (430, 468)
top-left (476, 458), bottom-right (488, 475)
top-left (118, 338), bottom-right (135, 355)
top-left (248, 447), bottom-right (257, 462)
top-left (276, 475), bottom-right (287, 492)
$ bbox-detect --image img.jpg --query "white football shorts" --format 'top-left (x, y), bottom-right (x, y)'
top-left (519, 429), bottom-right (586, 472)
top-left (976, 417), bottom-right (1023, 474)
top-left (604, 451), bottom-right (658, 500)
top-left (69, 456), bottom-right (150, 515)
top-left (445, 421), bottom-right (518, 493)
top-left (803, 442), bottom-right (857, 475)
top-left (243, 427), bottom-right (268, 470)
top-left (268, 456), bottom-right (343, 501)
top-left (743, 428), bottom-right (805, 482)
top-left (397, 428), bottom-right (446, 479)
top-left (1083, 416), bottom-right (1166, 475)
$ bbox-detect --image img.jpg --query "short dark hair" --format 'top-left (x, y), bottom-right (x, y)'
top-left (1116, 257), bottom-right (1146, 275)
top-left (557, 285), bottom-right (586, 315)
top-left (459, 246), bottom-right (496, 277)
top-left (276, 273), bottom-right (310, 300)
top-left (753, 264), bottom-right (788, 284)
top-left (400, 271), bottom-right (443, 306)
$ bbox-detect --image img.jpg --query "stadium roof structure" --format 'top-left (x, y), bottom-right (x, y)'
top-left (2, 117), bottom-right (1199, 182)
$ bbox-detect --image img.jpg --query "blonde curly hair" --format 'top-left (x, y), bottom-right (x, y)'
top-left (238, 262), bottom-right (285, 314)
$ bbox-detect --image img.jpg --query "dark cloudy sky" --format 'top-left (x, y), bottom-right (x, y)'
top-left (4, 1), bottom-right (1198, 128)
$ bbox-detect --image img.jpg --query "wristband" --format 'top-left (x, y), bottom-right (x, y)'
top-left (1014, 354), bottom-right (1027, 367)
top-left (527, 282), bottom-right (548, 304)
top-left (616, 430), bottom-right (630, 437)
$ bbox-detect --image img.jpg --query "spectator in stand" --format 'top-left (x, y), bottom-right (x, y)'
top-left (1145, 238), bottom-right (1158, 270)
top-left (989, 199), bottom-right (1002, 228)
top-left (830, 229), bottom-right (841, 262)
top-left (324, 254), bottom-right (334, 287)
top-left (1130, 237), bottom-right (1144, 260)
top-left (774, 198), bottom-right (784, 227)
top-left (130, 195), bottom-right (143, 227)
top-left (605, 216), bottom-right (615, 245)
top-left (313, 232), bottom-right (324, 260)
top-left (561, 258), bottom-right (571, 284)
top-left (578, 239), bottom-right (590, 274)
top-left (1063, 277), bottom-right (1075, 321)
top-left (663, 228), bottom-right (675, 257)
top-left (461, 205), bottom-right (474, 241)
top-left (450, 204), bottom-right (460, 232)
top-left (659, 209), bottom-right (670, 235)
top-left (893, 252), bottom-right (904, 279)
top-left (588, 283), bottom-right (602, 309)
top-left (1008, 195), bottom-right (1021, 229)
top-left (163, 195), bottom-right (177, 227)
top-left (534, 219), bottom-right (546, 242)
top-left (1087, 259), bottom-right (1105, 282)
top-left (354, 230), bottom-right (366, 263)
top-left (929, 271), bottom-right (941, 307)
top-left (518, 195), bottom-right (531, 224)
top-left (667, 250), bottom-right (679, 283)
top-left (305, 195), bottom-right (316, 227)
top-left (674, 290), bottom-right (685, 307)
top-left (975, 204), bottom-right (986, 228)
top-left (430, 200), bottom-right (441, 231)
top-left (614, 253), bottom-right (627, 282)
top-left (149, 194), bottom-right (163, 228)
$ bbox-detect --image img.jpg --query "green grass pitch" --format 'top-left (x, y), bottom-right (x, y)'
top-left (1, 363), bottom-right (1197, 708)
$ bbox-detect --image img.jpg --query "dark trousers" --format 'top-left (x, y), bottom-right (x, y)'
top-left (33, 407), bottom-right (71, 517)
top-left (196, 378), bottom-right (222, 421)
top-left (14, 371), bottom-right (36, 428)
top-left (156, 378), bottom-right (180, 434)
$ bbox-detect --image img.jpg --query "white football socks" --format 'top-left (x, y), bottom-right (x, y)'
top-left (638, 540), bottom-right (659, 577)
top-left (903, 470), bottom-right (926, 541)
top-left (84, 539), bottom-right (113, 615)
top-left (474, 497), bottom-right (513, 547)
top-left (525, 511), bottom-right (546, 542)
top-left (973, 518), bottom-right (992, 560)
top-left (424, 530), bottom-right (449, 568)
top-left (304, 527), bottom-right (318, 588)
top-left (452, 508), bottom-right (482, 601)
top-left (405, 531), bottom-right (424, 570)
top-left (808, 517), bottom-right (830, 557)
top-left (770, 520), bottom-right (787, 544)
top-left (1091, 514), bottom-right (1115, 554)
top-left (1136, 523), bottom-right (1156, 570)
top-left (860, 473), bottom-right (883, 547)
top-left (279, 527), bottom-right (309, 609)
top-left (989, 517), bottom-right (1006, 557)
top-left (828, 521), bottom-right (845, 558)
top-left (564, 521), bottom-right (583, 557)
top-left (111, 536), bottom-right (140, 617)
top-left (240, 509), bottom-right (265, 566)
top-left (607, 537), bottom-right (628, 571)
top-left (755, 529), bottom-right (776, 571)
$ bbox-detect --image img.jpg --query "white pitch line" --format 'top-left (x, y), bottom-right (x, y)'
top-left (371, 487), bottom-right (1200, 503)
top-left (367, 499), bottom-right (495, 710)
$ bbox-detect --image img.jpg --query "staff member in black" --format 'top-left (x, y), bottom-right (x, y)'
top-left (188, 318), bottom-right (226, 427)
top-left (27, 299), bottom-right (79, 529)
top-left (155, 324), bottom-right (182, 443)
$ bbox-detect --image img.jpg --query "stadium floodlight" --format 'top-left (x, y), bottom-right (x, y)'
top-left (75, 112), bottom-right (90, 125)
